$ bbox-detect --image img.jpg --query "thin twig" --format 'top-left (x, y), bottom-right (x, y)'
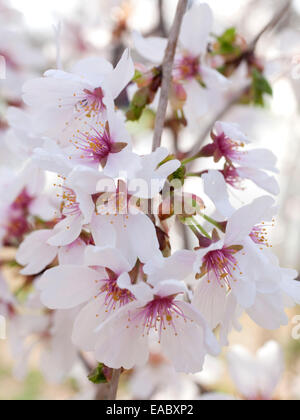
top-left (152, 0), bottom-right (188, 152)
top-left (158, 0), bottom-right (167, 37)
top-left (248, 0), bottom-right (292, 50)
top-left (95, 368), bottom-right (122, 400)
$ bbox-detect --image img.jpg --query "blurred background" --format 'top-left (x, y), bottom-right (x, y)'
top-left (0, 0), bottom-right (299, 400)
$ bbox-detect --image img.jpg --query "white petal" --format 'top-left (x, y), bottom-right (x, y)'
top-left (183, 79), bottom-right (209, 123)
top-left (153, 280), bottom-right (188, 298)
top-left (236, 167), bottom-right (280, 195)
top-left (72, 296), bottom-right (107, 352)
top-left (203, 170), bottom-right (234, 218)
top-left (17, 230), bottom-right (58, 276)
top-left (132, 31), bottom-right (167, 64)
top-left (201, 66), bottom-right (229, 90)
top-left (104, 149), bottom-right (141, 179)
top-left (90, 214), bottom-right (117, 248)
top-left (230, 278), bottom-right (256, 308)
top-left (238, 149), bottom-right (278, 173)
top-left (225, 196), bottom-right (275, 245)
top-left (47, 215), bottom-right (83, 247)
top-left (256, 341), bottom-right (284, 399)
top-left (105, 49), bottom-right (135, 99)
top-left (85, 245), bottom-right (132, 273)
top-left (95, 302), bottom-right (149, 369)
top-left (71, 57), bottom-right (113, 84)
top-left (215, 121), bottom-right (250, 144)
top-left (179, 3), bottom-right (213, 56)
top-left (160, 301), bottom-right (220, 373)
top-left (58, 239), bottom-right (86, 265)
top-left (127, 214), bottom-right (161, 264)
top-left (144, 250), bottom-right (195, 283)
top-left (227, 346), bottom-right (260, 399)
top-left (192, 276), bottom-right (227, 329)
top-left (38, 266), bottom-right (99, 309)
top-left (219, 293), bottom-right (242, 346)
top-left (246, 291), bottom-right (288, 330)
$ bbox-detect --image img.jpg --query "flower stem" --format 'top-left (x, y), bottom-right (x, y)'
top-left (200, 213), bottom-right (226, 232)
top-left (95, 368), bottom-right (121, 400)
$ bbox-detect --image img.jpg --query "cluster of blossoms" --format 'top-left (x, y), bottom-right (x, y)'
top-left (0, 2), bottom-right (299, 393)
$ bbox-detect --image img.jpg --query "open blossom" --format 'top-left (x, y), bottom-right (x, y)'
top-left (201, 121), bottom-right (279, 195)
top-left (227, 341), bottom-right (284, 400)
top-left (193, 195), bottom-right (281, 320)
top-left (22, 49), bottom-right (134, 145)
top-left (198, 170), bottom-right (299, 338)
top-left (133, 3), bottom-right (228, 125)
top-left (37, 246), bottom-right (137, 351)
top-left (33, 111), bottom-right (141, 179)
top-left (94, 278), bottom-right (220, 373)
top-left (68, 148), bottom-right (180, 265)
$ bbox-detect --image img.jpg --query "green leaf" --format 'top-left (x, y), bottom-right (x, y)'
top-left (217, 27), bottom-right (237, 44)
top-left (214, 27), bottom-right (240, 56)
top-left (88, 363), bottom-right (108, 384)
top-left (251, 68), bottom-right (273, 106)
top-left (168, 164), bottom-right (186, 186)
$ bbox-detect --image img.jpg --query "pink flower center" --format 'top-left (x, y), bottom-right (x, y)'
top-left (174, 54), bottom-right (199, 81)
top-left (221, 165), bottom-right (242, 189)
top-left (79, 87), bottom-right (106, 117)
top-left (96, 277), bottom-right (135, 313)
top-left (129, 296), bottom-right (189, 342)
top-left (202, 247), bottom-right (242, 287)
top-left (250, 221), bottom-right (274, 248)
top-left (213, 132), bottom-right (245, 162)
top-left (71, 125), bottom-right (112, 163)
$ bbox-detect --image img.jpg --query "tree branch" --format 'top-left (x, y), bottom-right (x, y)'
top-left (152, 0), bottom-right (188, 152)
top-left (248, 0), bottom-right (292, 51)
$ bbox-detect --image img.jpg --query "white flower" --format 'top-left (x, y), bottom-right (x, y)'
top-left (37, 246), bottom-right (136, 352)
top-left (93, 252), bottom-right (220, 373)
top-left (192, 195), bottom-right (281, 328)
top-left (205, 121), bottom-right (279, 195)
top-left (200, 171), bottom-right (298, 340)
top-left (133, 3), bottom-right (229, 125)
top-left (22, 49), bottom-right (134, 146)
top-left (227, 341), bottom-right (284, 400)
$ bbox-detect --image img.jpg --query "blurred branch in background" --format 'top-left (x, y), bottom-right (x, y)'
top-left (152, 0), bottom-right (188, 151)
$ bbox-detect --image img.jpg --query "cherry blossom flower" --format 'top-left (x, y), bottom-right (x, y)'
top-left (227, 341), bottom-right (284, 400)
top-left (37, 246), bottom-right (137, 351)
top-left (133, 3), bottom-right (228, 125)
top-left (201, 121), bottom-right (279, 195)
top-left (93, 251), bottom-right (220, 373)
top-left (199, 170), bottom-right (298, 338)
top-left (94, 279), bottom-right (220, 373)
top-left (22, 49), bottom-right (134, 146)
top-left (33, 111), bottom-right (141, 179)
